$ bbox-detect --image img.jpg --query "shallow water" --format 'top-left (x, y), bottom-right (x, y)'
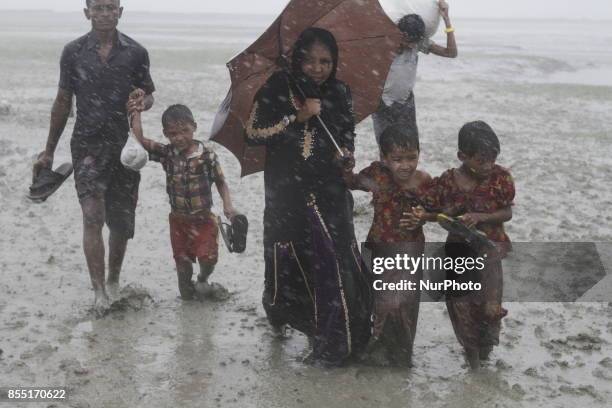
top-left (1, 10), bottom-right (611, 408)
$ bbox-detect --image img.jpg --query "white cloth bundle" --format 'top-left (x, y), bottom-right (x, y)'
top-left (120, 131), bottom-right (148, 171)
top-left (380, 0), bottom-right (442, 38)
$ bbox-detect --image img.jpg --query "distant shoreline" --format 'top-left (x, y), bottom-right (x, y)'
top-left (0, 9), bottom-right (611, 23)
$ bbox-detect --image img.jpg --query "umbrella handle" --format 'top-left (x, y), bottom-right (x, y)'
top-left (315, 115), bottom-right (344, 157)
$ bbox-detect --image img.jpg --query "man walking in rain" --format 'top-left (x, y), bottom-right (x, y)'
top-left (32, 0), bottom-right (155, 314)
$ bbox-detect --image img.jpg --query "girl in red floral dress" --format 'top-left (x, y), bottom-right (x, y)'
top-left (410, 121), bottom-right (514, 370)
top-left (344, 124), bottom-right (430, 366)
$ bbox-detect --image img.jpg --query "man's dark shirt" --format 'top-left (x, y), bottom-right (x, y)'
top-left (59, 30), bottom-right (155, 143)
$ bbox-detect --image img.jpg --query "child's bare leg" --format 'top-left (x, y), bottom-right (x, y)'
top-left (480, 302), bottom-right (503, 360)
top-left (81, 197), bottom-right (109, 309)
top-left (465, 347), bottom-right (480, 370)
top-left (175, 256), bottom-right (196, 300)
top-left (197, 261), bottom-right (215, 283)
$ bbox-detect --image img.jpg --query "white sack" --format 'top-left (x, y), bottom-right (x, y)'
top-left (120, 132), bottom-right (148, 171)
top-left (380, 0), bottom-right (441, 38)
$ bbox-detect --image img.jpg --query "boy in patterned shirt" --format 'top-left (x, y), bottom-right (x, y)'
top-left (343, 124), bottom-right (431, 366)
top-left (131, 104), bottom-right (238, 300)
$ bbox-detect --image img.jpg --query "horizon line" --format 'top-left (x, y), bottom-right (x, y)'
top-left (1, 8), bottom-right (611, 22)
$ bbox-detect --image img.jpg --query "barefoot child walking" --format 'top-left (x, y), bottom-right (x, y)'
top-left (344, 124), bottom-right (431, 366)
top-left (409, 121), bottom-right (514, 369)
top-left (130, 105), bottom-right (238, 300)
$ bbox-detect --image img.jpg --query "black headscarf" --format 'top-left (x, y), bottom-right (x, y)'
top-left (290, 27), bottom-right (339, 99)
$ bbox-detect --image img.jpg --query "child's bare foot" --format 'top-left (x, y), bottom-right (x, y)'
top-left (195, 281), bottom-right (230, 301)
top-left (177, 280), bottom-right (197, 301)
top-left (93, 290), bottom-right (111, 316)
top-left (194, 281), bottom-right (211, 299)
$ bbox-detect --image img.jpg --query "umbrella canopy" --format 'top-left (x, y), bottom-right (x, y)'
top-left (211, 0), bottom-right (402, 176)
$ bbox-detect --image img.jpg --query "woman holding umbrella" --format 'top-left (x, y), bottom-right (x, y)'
top-left (246, 27), bottom-right (371, 365)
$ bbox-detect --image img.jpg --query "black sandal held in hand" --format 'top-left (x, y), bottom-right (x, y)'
top-left (436, 213), bottom-right (496, 250)
top-left (218, 214), bottom-right (248, 253)
top-left (27, 163), bottom-right (73, 202)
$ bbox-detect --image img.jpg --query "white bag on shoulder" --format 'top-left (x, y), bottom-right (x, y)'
top-left (380, 0), bottom-right (441, 38)
top-left (120, 131), bottom-right (148, 171)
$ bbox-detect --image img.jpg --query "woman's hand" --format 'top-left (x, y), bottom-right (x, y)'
top-left (296, 98), bottom-right (321, 123)
top-left (336, 147), bottom-right (354, 171)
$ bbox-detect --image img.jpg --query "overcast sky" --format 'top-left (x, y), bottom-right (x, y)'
top-left (1, 0), bottom-right (611, 20)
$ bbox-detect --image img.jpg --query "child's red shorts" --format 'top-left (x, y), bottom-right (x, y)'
top-left (169, 212), bottom-right (219, 263)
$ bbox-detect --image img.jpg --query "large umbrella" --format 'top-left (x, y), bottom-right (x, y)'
top-left (211, 0), bottom-right (402, 176)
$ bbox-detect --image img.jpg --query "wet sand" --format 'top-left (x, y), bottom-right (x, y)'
top-left (1, 11), bottom-right (612, 408)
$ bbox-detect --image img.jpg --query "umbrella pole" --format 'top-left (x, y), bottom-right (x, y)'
top-left (314, 115), bottom-right (344, 157)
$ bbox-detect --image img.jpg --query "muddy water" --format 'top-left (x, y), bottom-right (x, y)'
top-left (1, 11), bottom-right (612, 408)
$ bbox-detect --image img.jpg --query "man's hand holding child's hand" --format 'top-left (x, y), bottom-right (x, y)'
top-left (127, 88), bottom-right (146, 114)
